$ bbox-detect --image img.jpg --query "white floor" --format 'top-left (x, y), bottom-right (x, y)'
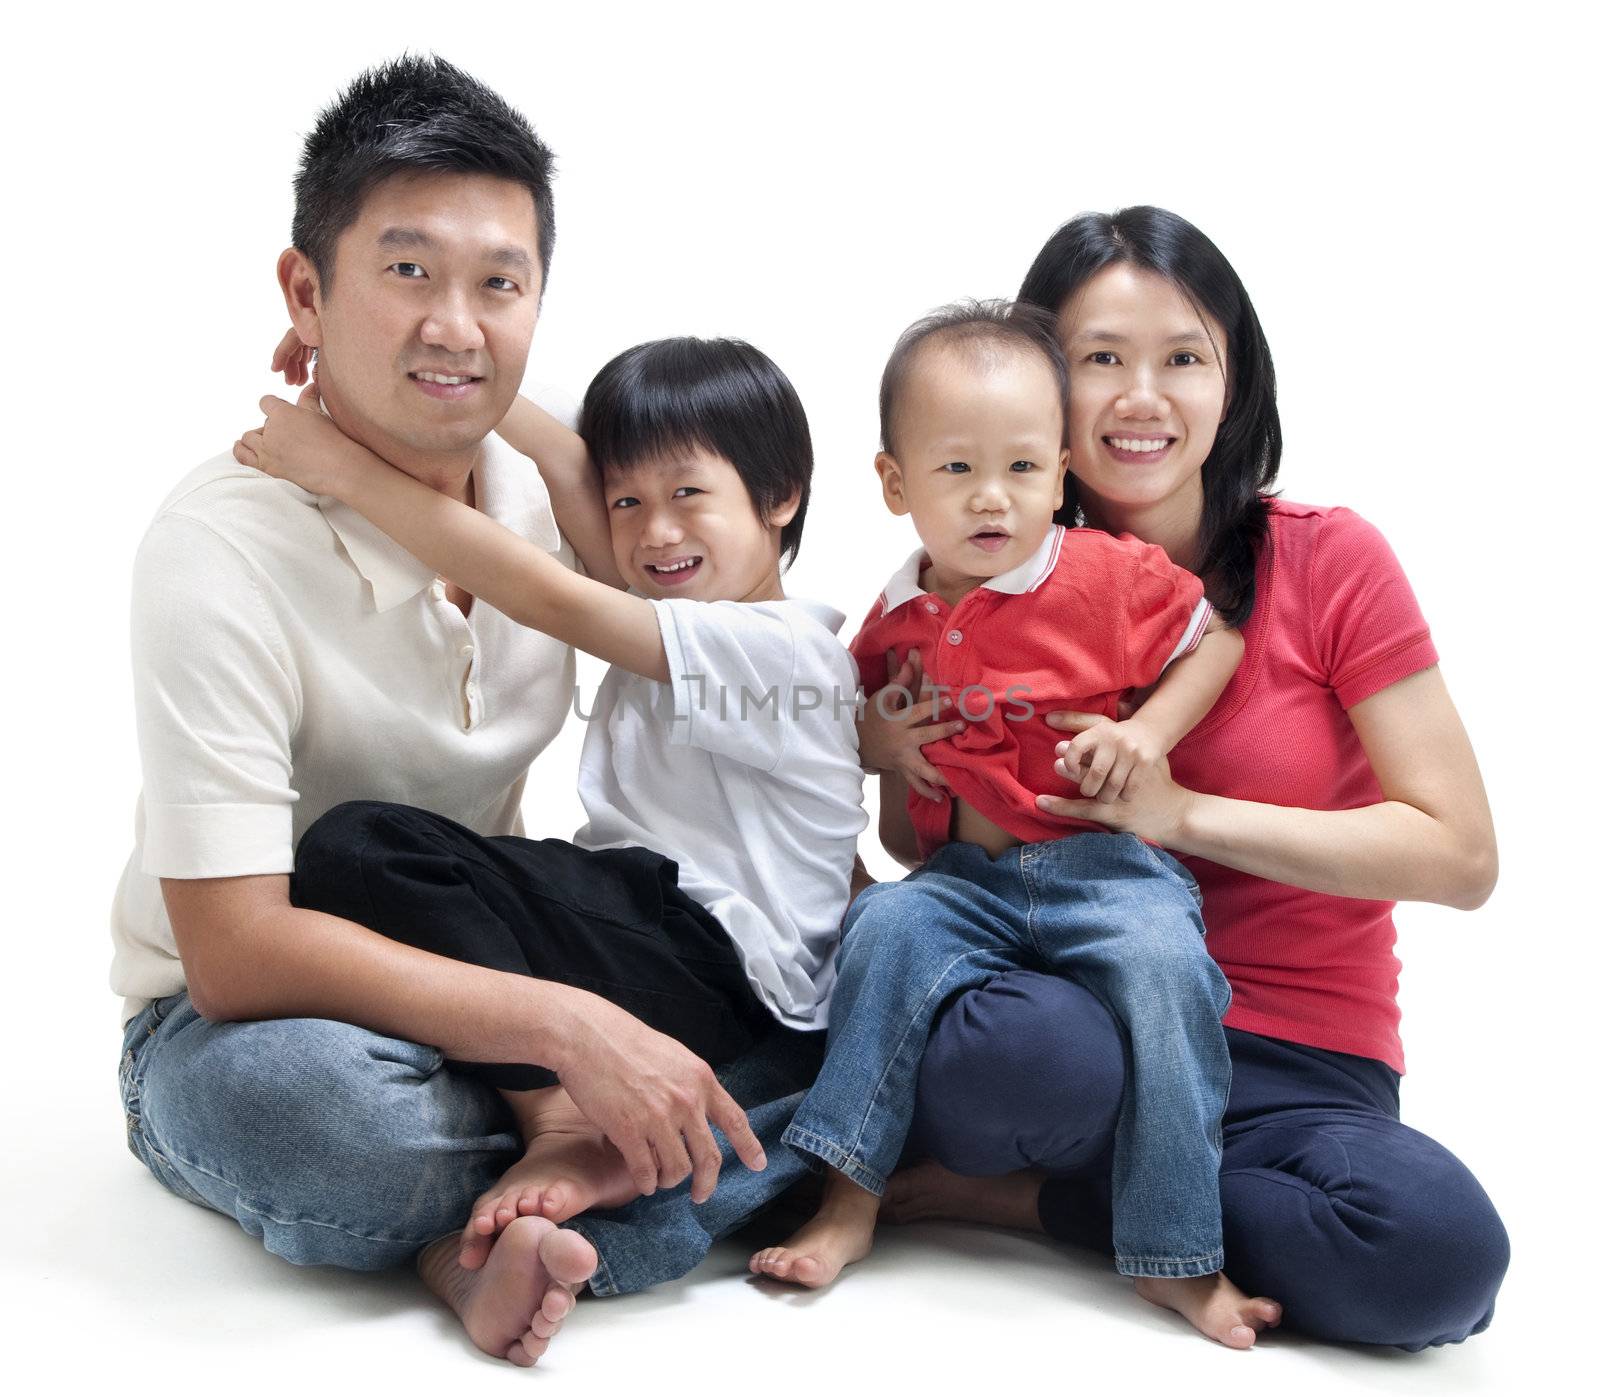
top-left (2, 1047), bottom-right (1565, 1397)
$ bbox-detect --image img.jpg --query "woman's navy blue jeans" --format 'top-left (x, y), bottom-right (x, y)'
top-left (909, 971), bottom-right (1510, 1350)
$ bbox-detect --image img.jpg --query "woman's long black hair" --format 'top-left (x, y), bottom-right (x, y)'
top-left (1018, 207), bottom-right (1281, 625)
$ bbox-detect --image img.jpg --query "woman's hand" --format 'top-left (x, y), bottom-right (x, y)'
top-left (233, 384), bottom-right (348, 495)
top-left (1036, 710), bottom-right (1197, 845)
top-left (271, 327), bottom-right (316, 387)
top-left (857, 648), bottom-right (964, 803)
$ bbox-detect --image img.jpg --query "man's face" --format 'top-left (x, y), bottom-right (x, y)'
top-left (308, 171), bottom-right (543, 459)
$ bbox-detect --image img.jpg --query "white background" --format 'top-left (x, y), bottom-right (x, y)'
top-left (5, 2), bottom-right (1596, 1392)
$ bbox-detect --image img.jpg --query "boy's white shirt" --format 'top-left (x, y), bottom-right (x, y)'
top-left (575, 597), bottom-right (867, 1029)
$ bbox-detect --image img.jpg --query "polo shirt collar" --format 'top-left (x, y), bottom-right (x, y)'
top-left (982, 525), bottom-right (1064, 595)
top-left (317, 431), bottom-right (526, 614)
top-left (879, 524), bottom-right (1064, 612)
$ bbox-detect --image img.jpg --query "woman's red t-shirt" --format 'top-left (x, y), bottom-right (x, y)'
top-left (1167, 501), bottom-right (1438, 1074)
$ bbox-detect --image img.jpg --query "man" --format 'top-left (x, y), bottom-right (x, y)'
top-left (112, 56), bottom-right (759, 1366)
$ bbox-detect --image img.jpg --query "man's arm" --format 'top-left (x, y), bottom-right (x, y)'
top-left (165, 873), bottom-right (764, 1197)
top-left (496, 395), bottom-right (627, 590)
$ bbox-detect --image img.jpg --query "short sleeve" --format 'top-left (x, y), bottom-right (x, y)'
top-left (1311, 508), bottom-right (1438, 709)
top-left (1121, 540), bottom-right (1209, 688)
top-left (131, 514), bottom-right (302, 878)
top-left (847, 598), bottom-right (891, 694)
top-left (653, 599), bottom-right (802, 773)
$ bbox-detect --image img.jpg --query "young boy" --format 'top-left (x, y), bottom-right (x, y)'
top-left (750, 301), bottom-right (1277, 1349)
top-left (234, 336), bottom-right (866, 1361)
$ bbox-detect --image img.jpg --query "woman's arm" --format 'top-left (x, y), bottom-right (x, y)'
top-left (878, 771), bottom-right (923, 871)
top-left (496, 395), bottom-right (627, 589)
top-left (237, 394), bottom-right (669, 681)
top-left (1060, 624), bottom-right (1244, 801)
top-left (1039, 666), bottom-right (1497, 909)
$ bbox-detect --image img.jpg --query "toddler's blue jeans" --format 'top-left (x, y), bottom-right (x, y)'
top-left (781, 833), bottom-right (1232, 1278)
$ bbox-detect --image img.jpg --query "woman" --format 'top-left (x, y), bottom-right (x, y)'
top-left (864, 206), bottom-right (1507, 1349)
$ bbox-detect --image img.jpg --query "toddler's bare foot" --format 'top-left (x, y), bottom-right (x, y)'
top-left (749, 1169), bottom-right (879, 1289)
top-left (460, 1085), bottom-right (639, 1269)
top-left (1135, 1271), bottom-right (1282, 1349)
top-left (881, 1160), bottom-right (1046, 1232)
top-left (419, 1215), bottom-right (597, 1367)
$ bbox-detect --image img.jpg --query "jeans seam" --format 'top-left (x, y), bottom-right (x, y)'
top-left (778, 1126), bottom-right (887, 1195)
top-left (1116, 1247), bottom-right (1225, 1279)
top-left (800, 946), bottom-right (1001, 1183)
top-left (145, 1132), bottom-right (457, 1248)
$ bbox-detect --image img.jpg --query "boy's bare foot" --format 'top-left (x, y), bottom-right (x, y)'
top-left (881, 1160), bottom-right (1046, 1232)
top-left (749, 1169), bottom-right (879, 1289)
top-left (419, 1215), bottom-right (597, 1367)
top-left (1134, 1271), bottom-right (1282, 1349)
top-left (460, 1085), bottom-right (639, 1269)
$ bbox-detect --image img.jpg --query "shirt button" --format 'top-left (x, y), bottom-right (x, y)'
top-left (459, 643), bottom-right (475, 658)
top-left (430, 581), bottom-right (446, 601)
top-left (947, 629), bottom-right (963, 645)
top-left (924, 600), bottom-right (939, 614)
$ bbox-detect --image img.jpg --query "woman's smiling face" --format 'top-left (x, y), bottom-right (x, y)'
top-left (1058, 263), bottom-right (1228, 524)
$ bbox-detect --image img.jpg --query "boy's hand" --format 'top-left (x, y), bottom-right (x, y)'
top-left (233, 385), bottom-right (347, 496)
top-left (271, 326), bottom-right (316, 388)
top-left (1054, 712), bottom-right (1164, 803)
top-left (857, 648), bottom-right (964, 803)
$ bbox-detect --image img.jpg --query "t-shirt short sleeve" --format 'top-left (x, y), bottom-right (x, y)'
top-left (131, 513), bottom-right (302, 878)
top-left (1120, 540), bottom-right (1210, 688)
top-left (1311, 508), bottom-right (1438, 709)
top-left (653, 598), bottom-right (805, 774)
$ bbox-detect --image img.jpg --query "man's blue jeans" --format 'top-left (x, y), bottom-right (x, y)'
top-left (780, 834), bottom-right (1232, 1279)
top-left (118, 990), bottom-right (823, 1286)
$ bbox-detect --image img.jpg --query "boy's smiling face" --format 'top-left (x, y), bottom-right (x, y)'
top-left (876, 344), bottom-right (1070, 603)
top-left (605, 449), bottom-right (798, 604)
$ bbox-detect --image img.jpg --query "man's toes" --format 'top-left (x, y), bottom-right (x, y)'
top-left (505, 1335), bottom-right (548, 1367)
top-left (538, 1226), bottom-right (598, 1288)
top-left (457, 1231), bottom-right (493, 1271)
top-left (528, 1308), bottom-right (564, 1342)
top-left (541, 1183), bottom-right (569, 1218)
top-left (1222, 1323), bottom-right (1258, 1350)
top-left (540, 1286), bottom-right (575, 1324)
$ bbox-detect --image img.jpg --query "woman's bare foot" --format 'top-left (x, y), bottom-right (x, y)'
top-left (1134, 1272), bottom-right (1282, 1349)
top-left (460, 1085), bottom-right (639, 1268)
top-left (881, 1160), bottom-right (1047, 1232)
top-left (749, 1169), bottom-right (879, 1289)
top-left (419, 1215), bottom-right (598, 1367)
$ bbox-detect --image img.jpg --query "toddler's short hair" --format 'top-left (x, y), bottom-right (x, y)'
top-left (580, 338), bottom-right (813, 567)
top-left (879, 299), bottom-right (1070, 458)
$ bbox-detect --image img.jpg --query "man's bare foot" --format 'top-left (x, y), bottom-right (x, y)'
top-left (881, 1160), bottom-right (1047, 1232)
top-left (749, 1168), bottom-right (879, 1289)
top-left (419, 1215), bottom-right (598, 1367)
top-left (1135, 1272), bottom-right (1282, 1349)
top-left (461, 1086), bottom-right (639, 1269)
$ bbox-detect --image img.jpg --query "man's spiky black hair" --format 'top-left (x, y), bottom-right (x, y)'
top-left (292, 55), bottom-right (556, 292)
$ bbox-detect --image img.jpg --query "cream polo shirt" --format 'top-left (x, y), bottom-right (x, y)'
top-left (110, 432), bottom-right (576, 1022)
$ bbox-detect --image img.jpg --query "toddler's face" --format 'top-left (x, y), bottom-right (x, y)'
top-left (877, 346), bottom-right (1069, 591)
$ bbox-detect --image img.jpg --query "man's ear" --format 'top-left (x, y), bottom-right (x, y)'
top-left (277, 247), bottom-right (325, 349)
top-left (874, 451), bottom-right (910, 516)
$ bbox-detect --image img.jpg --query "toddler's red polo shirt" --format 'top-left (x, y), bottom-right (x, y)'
top-left (851, 525), bottom-right (1210, 857)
